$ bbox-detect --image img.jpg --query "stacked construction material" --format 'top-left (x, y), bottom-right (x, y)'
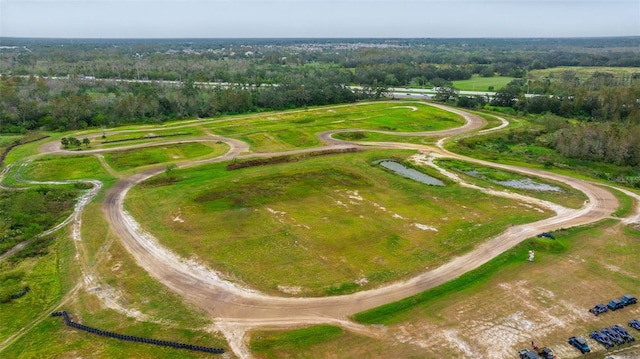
top-left (8, 286), bottom-right (30, 301)
top-left (51, 311), bottom-right (224, 354)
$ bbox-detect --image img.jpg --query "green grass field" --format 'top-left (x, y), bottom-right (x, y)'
top-left (103, 142), bottom-right (228, 172)
top-left (453, 75), bottom-right (515, 91)
top-left (23, 154), bottom-right (113, 182)
top-left (205, 102), bottom-right (464, 152)
top-left (126, 149), bottom-right (551, 296)
top-left (4, 100), bottom-right (637, 358)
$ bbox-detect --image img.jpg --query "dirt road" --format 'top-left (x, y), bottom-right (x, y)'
top-left (40, 101), bottom-right (622, 357)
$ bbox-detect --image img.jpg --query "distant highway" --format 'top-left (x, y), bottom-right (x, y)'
top-left (6, 74), bottom-right (542, 99)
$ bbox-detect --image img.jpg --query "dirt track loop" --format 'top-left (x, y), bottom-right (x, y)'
top-left (42, 101), bottom-right (623, 357)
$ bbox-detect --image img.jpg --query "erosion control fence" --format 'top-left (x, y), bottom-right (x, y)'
top-left (51, 311), bottom-right (225, 354)
top-left (9, 286), bottom-right (30, 301)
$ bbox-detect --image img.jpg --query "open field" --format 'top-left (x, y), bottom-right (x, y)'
top-left (453, 75), bottom-right (515, 91)
top-left (1, 100), bottom-right (637, 359)
top-left (23, 154), bottom-right (113, 182)
top-left (0, 198), bottom-right (231, 359)
top-left (126, 149), bottom-right (552, 296)
top-left (247, 219), bottom-right (640, 358)
top-left (103, 142), bottom-right (228, 172)
top-left (529, 66), bottom-right (640, 80)
top-left (204, 102), bottom-right (464, 152)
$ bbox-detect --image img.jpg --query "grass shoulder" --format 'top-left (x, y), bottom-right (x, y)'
top-left (352, 219), bottom-right (615, 325)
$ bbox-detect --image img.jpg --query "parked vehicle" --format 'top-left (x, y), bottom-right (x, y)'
top-left (589, 303), bottom-right (608, 316)
top-left (536, 232), bottom-right (555, 239)
top-left (591, 330), bottom-right (614, 348)
top-left (518, 349), bottom-right (538, 359)
top-left (608, 298), bottom-right (624, 311)
top-left (611, 324), bottom-right (635, 342)
top-left (602, 327), bottom-right (625, 345)
top-left (629, 319), bottom-right (640, 331)
top-left (621, 294), bottom-right (637, 306)
top-left (535, 347), bottom-right (555, 359)
top-left (568, 336), bottom-right (590, 354)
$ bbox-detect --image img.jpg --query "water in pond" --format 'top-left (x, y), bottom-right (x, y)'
top-left (377, 160), bottom-right (445, 186)
top-left (464, 170), bottom-right (562, 192)
top-left (494, 178), bottom-right (562, 192)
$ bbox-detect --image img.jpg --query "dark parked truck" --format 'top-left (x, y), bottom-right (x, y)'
top-left (568, 336), bottom-right (590, 354)
top-left (608, 298), bottom-right (624, 311)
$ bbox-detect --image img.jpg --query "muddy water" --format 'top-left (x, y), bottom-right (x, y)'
top-left (377, 160), bottom-right (445, 186)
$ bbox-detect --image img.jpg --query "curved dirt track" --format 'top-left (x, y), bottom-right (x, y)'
top-left (99, 102), bottom-right (617, 318)
top-left (40, 101), bottom-right (622, 356)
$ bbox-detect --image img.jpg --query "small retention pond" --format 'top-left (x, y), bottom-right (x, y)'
top-left (465, 170), bottom-right (561, 192)
top-left (376, 160), bottom-right (445, 186)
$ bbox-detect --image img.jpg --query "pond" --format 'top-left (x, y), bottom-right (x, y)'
top-left (377, 160), bottom-right (445, 186)
top-left (494, 178), bottom-right (562, 192)
top-left (464, 170), bottom-right (562, 192)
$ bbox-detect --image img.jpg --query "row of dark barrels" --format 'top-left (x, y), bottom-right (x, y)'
top-left (51, 311), bottom-right (225, 354)
top-left (9, 286), bottom-right (30, 300)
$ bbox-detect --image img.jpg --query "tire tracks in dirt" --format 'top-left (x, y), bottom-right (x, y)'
top-left (35, 101), bottom-right (629, 358)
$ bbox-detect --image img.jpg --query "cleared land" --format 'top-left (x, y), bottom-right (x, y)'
top-left (126, 150), bottom-right (552, 296)
top-left (1, 100), bottom-right (635, 359)
top-left (204, 102), bottom-right (463, 152)
top-left (103, 142), bottom-right (228, 172)
top-left (247, 219), bottom-right (640, 359)
top-left (453, 75), bottom-right (515, 91)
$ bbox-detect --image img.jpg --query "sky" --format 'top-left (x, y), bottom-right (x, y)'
top-left (1, 0), bottom-right (639, 38)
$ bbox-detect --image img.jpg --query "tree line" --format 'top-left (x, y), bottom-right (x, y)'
top-left (0, 73), bottom-right (384, 132)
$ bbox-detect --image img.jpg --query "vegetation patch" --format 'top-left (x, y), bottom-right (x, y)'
top-left (5, 235), bottom-right (56, 264)
top-left (0, 241), bottom-right (64, 342)
top-left (101, 132), bottom-right (191, 144)
top-left (608, 187), bottom-right (635, 218)
top-left (352, 220), bottom-right (611, 325)
top-left (333, 131), bottom-right (438, 145)
top-left (226, 147), bottom-right (358, 170)
top-left (24, 154), bottom-right (112, 182)
top-left (250, 325), bottom-right (343, 357)
top-left (207, 102), bottom-right (463, 151)
top-left (0, 186), bottom-right (80, 254)
top-left (127, 150), bottom-right (551, 296)
top-left (103, 142), bottom-right (223, 171)
top-left (436, 158), bottom-right (587, 208)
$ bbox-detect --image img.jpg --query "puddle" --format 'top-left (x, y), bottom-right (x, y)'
top-left (464, 171), bottom-right (561, 192)
top-left (377, 160), bottom-right (445, 186)
top-left (494, 178), bottom-right (562, 192)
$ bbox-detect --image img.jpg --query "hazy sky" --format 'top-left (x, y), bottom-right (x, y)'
top-left (1, 0), bottom-right (639, 38)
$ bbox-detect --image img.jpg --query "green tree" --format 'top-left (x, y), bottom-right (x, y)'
top-left (434, 84), bottom-right (459, 102)
top-left (82, 138), bottom-right (90, 147)
top-left (165, 163), bottom-right (178, 181)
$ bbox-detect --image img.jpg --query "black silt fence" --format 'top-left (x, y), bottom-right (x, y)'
top-left (50, 311), bottom-right (224, 354)
top-left (8, 286), bottom-right (30, 301)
